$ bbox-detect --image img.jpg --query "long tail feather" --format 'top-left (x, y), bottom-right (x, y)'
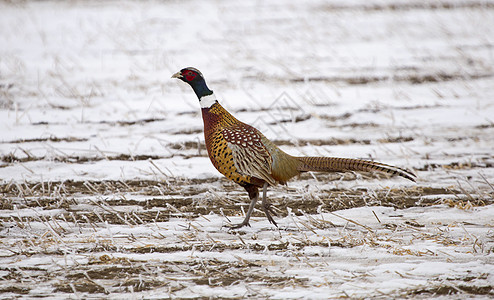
top-left (297, 157), bottom-right (416, 182)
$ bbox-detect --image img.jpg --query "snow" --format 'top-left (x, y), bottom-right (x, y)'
top-left (1, 0), bottom-right (494, 298)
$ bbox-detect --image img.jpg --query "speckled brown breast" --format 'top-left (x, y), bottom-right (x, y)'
top-left (202, 103), bottom-right (265, 188)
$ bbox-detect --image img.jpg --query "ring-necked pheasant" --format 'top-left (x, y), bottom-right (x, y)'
top-left (172, 67), bottom-right (416, 228)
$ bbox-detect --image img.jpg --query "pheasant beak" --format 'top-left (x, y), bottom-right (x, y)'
top-left (171, 71), bottom-right (183, 80)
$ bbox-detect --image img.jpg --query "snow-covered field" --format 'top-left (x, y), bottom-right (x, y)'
top-left (1, 0), bottom-right (494, 298)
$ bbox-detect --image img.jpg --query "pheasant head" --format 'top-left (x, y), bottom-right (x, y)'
top-left (172, 67), bottom-right (216, 108)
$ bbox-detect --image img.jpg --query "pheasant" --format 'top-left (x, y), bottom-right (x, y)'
top-left (172, 67), bottom-right (416, 228)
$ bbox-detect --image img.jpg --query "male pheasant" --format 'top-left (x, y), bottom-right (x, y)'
top-left (172, 67), bottom-right (416, 228)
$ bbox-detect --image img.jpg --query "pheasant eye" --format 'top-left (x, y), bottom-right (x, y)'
top-left (185, 71), bottom-right (196, 81)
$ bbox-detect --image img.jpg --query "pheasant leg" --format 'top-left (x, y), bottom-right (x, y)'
top-left (226, 184), bottom-right (259, 229)
top-left (261, 182), bottom-right (278, 227)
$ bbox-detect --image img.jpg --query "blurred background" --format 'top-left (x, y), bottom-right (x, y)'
top-left (1, 0), bottom-right (493, 183)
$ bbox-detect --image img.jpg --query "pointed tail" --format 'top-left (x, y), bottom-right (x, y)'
top-left (297, 157), bottom-right (416, 182)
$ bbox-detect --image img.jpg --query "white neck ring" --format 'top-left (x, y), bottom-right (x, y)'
top-left (200, 93), bottom-right (217, 108)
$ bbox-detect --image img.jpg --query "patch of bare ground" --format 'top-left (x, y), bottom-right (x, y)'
top-left (0, 286), bottom-right (30, 295)
top-left (0, 153), bottom-right (172, 165)
top-left (50, 256), bottom-right (308, 295)
top-left (417, 159), bottom-right (494, 171)
top-left (31, 117), bottom-right (168, 127)
top-left (0, 151), bottom-right (206, 165)
top-left (0, 178), bottom-right (220, 198)
top-left (1, 176), bottom-right (491, 228)
top-left (289, 72), bottom-right (494, 85)
top-left (407, 281), bottom-right (493, 297)
top-left (278, 181), bottom-right (492, 217)
top-left (274, 136), bottom-right (415, 147)
top-left (320, 1), bottom-right (494, 12)
top-left (3, 136), bottom-right (88, 144)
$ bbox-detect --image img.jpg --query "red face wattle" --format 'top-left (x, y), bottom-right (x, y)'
top-left (183, 70), bottom-right (197, 82)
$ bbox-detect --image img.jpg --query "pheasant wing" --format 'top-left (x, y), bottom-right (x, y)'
top-left (222, 125), bottom-right (276, 186)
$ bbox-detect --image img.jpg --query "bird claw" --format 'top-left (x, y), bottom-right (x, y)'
top-left (262, 203), bottom-right (278, 227)
top-left (265, 213), bottom-right (278, 227)
top-left (265, 203), bottom-right (278, 217)
top-left (224, 221), bottom-right (251, 230)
